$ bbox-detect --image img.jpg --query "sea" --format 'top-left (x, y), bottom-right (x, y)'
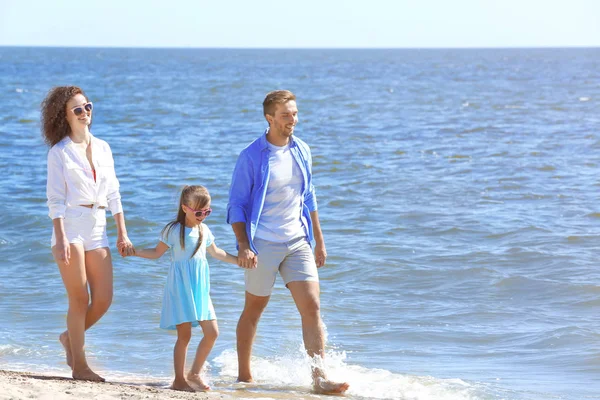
top-left (0, 47), bottom-right (599, 400)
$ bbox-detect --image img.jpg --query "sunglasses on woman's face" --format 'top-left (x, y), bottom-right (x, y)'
top-left (71, 102), bottom-right (93, 117)
top-left (184, 205), bottom-right (212, 218)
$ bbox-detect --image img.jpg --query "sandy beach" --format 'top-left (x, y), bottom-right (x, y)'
top-left (0, 370), bottom-right (227, 400)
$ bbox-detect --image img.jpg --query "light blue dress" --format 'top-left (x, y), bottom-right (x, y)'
top-left (159, 222), bottom-right (216, 330)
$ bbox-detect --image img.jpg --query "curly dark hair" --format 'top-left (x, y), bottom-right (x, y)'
top-left (41, 86), bottom-right (89, 147)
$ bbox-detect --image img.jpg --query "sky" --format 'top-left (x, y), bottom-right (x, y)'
top-left (0, 0), bottom-right (599, 48)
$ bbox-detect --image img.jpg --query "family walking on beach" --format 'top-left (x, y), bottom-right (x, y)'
top-left (42, 86), bottom-right (349, 395)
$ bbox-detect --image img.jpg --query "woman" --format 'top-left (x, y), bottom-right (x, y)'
top-left (42, 86), bottom-right (134, 381)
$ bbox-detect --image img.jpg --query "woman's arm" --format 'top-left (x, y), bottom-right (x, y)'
top-left (113, 212), bottom-right (135, 256)
top-left (132, 241), bottom-right (170, 259)
top-left (52, 217), bottom-right (70, 265)
top-left (47, 147), bottom-right (70, 264)
top-left (206, 243), bottom-right (238, 265)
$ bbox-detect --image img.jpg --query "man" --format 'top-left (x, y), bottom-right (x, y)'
top-left (227, 90), bottom-right (349, 394)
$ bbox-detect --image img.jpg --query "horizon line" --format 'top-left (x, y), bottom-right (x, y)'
top-left (1, 44), bottom-right (599, 51)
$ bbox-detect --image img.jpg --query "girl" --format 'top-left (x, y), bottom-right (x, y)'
top-left (130, 185), bottom-right (238, 392)
top-left (43, 86), bottom-right (134, 382)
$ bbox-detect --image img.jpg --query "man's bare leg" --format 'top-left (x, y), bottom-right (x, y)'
top-left (288, 281), bottom-right (349, 394)
top-left (236, 291), bottom-right (270, 382)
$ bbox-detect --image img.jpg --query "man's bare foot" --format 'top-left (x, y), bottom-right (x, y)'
top-left (59, 332), bottom-right (72, 369)
top-left (72, 368), bottom-right (105, 382)
top-left (171, 379), bottom-right (195, 392)
top-left (236, 375), bottom-right (254, 383)
top-left (313, 377), bottom-right (350, 394)
top-left (187, 373), bottom-right (210, 391)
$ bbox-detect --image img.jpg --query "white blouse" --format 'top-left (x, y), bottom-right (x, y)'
top-left (46, 134), bottom-right (123, 220)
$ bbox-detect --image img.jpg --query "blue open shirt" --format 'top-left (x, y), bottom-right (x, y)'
top-left (227, 131), bottom-right (318, 254)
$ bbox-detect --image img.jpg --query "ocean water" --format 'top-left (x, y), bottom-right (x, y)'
top-left (0, 47), bottom-right (599, 400)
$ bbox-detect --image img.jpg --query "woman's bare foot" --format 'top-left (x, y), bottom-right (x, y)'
top-left (313, 377), bottom-right (350, 394)
top-left (171, 378), bottom-right (195, 392)
top-left (59, 332), bottom-right (73, 369)
top-left (187, 373), bottom-right (210, 391)
top-left (72, 368), bottom-right (105, 382)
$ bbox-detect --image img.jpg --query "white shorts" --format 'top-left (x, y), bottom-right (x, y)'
top-left (51, 206), bottom-right (109, 251)
top-left (246, 236), bottom-right (319, 297)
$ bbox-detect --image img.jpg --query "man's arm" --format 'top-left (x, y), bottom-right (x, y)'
top-left (301, 142), bottom-right (325, 267)
top-left (227, 151), bottom-right (257, 269)
top-left (310, 210), bottom-right (327, 268)
top-left (232, 222), bottom-right (257, 269)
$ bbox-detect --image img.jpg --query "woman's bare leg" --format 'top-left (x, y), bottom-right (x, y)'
top-left (59, 247), bottom-right (113, 372)
top-left (55, 244), bottom-right (104, 382)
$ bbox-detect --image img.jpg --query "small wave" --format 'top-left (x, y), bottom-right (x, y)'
top-left (565, 235), bottom-right (598, 243)
top-left (462, 127), bottom-right (485, 133)
top-left (485, 226), bottom-right (550, 240)
top-left (493, 276), bottom-right (535, 289)
top-left (579, 97), bottom-right (590, 102)
top-left (327, 200), bottom-right (350, 208)
top-left (536, 165), bottom-right (555, 171)
top-left (213, 349), bottom-right (482, 400)
top-left (0, 344), bottom-right (40, 357)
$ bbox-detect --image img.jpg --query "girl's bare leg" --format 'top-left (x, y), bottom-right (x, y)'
top-left (187, 320), bottom-right (218, 390)
top-left (172, 323), bottom-right (195, 392)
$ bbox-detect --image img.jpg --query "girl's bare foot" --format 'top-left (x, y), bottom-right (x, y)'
top-left (72, 368), bottom-right (105, 382)
top-left (59, 332), bottom-right (73, 369)
top-left (313, 377), bottom-right (350, 394)
top-left (171, 378), bottom-right (195, 392)
top-left (187, 373), bottom-right (210, 391)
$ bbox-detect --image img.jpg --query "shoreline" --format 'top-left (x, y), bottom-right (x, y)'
top-left (0, 370), bottom-right (222, 400)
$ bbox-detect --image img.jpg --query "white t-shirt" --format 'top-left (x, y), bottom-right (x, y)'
top-left (254, 142), bottom-right (305, 243)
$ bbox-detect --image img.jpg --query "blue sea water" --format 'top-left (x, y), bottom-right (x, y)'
top-left (0, 47), bottom-right (599, 400)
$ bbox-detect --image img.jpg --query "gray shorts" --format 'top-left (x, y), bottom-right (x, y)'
top-left (246, 236), bottom-right (319, 297)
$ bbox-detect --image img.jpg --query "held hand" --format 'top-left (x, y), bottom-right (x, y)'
top-left (53, 236), bottom-right (71, 266)
top-left (117, 236), bottom-right (135, 257)
top-left (237, 246), bottom-right (257, 269)
top-left (314, 242), bottom-right (327, 268)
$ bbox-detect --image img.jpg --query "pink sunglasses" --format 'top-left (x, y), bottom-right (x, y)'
top-left (71, 102), bottom-right (93, 116)
top-left (183, 204), bottom-right (212, 218)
